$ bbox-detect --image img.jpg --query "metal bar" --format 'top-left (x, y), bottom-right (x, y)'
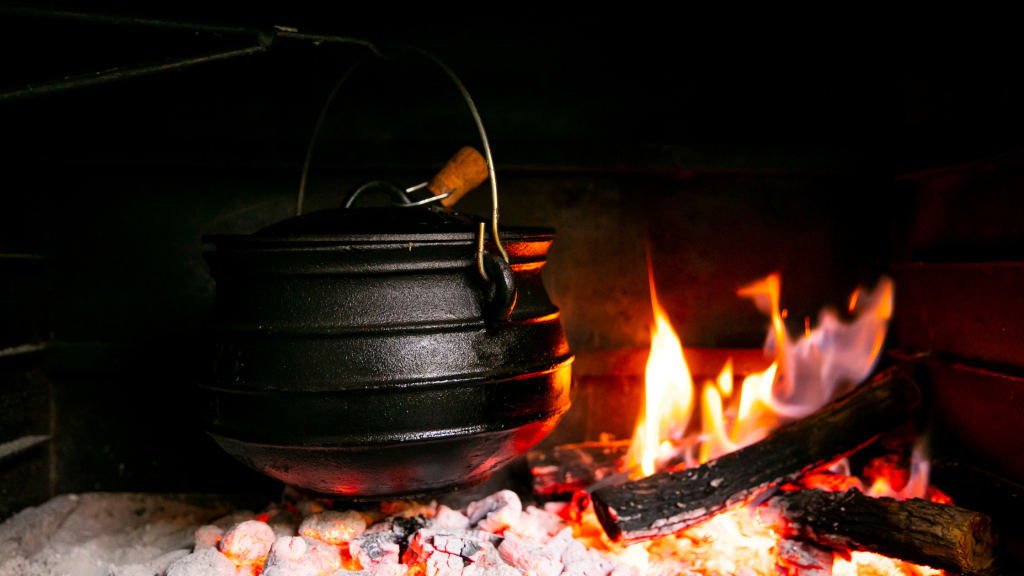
top-left (0, 435), bottom-right (50, 463)
top-left (0, 343), bottom-right (47, 358)
top-left (0, 3), bottom-right (382, 103)
top-left (0, 2), bottom-right (262, 35)
top-left (276, 32), bottom-right (383, 56)
top-left (0, 2), bottom-right (382, 54)
top-left (0, 44), bottom-right (268, 103)
top-left (0, 253), bottom-right (46, 259)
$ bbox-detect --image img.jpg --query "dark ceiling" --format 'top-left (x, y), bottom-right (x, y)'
top-left (3, 3), bottom-right (1021, 174)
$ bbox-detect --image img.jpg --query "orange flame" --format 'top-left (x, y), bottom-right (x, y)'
top-left (699, 383), bottom-right (735, 463)
top-left (864, 436), bottom-right (931, 501)
top-left (737, 273), bottom-right (786, 377)
top-left (741, 274), bottom-right (894, 420)
top-left (626, 260), bottom-right (694, 477)
top-left (301, 525), bottom-right (359, 547)
top-left (716, 359), bottom-right (733, 398)
top-left (611, 269), bottom-right (931, 575)
top-left (630, 271), bottom-right (896, 481)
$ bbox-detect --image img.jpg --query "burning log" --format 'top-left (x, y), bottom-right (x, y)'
top-left (932, 461), bottom-right (1024, 568)
top-left (590, 368), bottom-right (922, 543)
top-left (758, 488), bottom-right (997, 576)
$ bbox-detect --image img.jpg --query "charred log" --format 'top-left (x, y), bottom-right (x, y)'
top-left (590, 368), bottom-right (921, 543)
top-left (758, 488), bottom-right (997, 576)
top-left (932, 461), bottom-right (1024, 569)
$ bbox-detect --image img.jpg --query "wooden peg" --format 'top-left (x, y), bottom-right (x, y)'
top-left (427, 146), bottom-right (489, 208)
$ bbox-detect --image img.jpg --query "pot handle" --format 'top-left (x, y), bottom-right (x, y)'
top-left (482, 251), bottom-right (516, 322)
top-left (296, 47), bottom-right (510, 276)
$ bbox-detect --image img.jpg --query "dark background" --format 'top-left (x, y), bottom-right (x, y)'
top-left (2, 3), bottom-right (1023, 519)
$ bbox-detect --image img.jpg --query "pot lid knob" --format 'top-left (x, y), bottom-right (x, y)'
top-left (427, 146), bottom-right (489, 208)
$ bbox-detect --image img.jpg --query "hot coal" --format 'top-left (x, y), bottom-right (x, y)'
top-left (776, 539), bottom-right (833, 576)
top-left (299, 511), bottom-right (367, 546)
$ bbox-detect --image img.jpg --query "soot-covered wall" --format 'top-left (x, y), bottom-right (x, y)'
top-left (1, 5), bottom-right (1021, 518)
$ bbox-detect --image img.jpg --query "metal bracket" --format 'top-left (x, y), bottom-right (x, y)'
top-left (0, 2), bottom-right (382, 103)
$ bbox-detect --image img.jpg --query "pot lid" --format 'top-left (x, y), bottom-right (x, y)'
top-left (205, 206), bottom-right (553, 246)
top-left (257, 206), bottom-right (484, 236)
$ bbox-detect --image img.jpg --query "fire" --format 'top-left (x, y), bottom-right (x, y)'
top-left (626, 272), bottom-right (895, 477)
top-left (864, 437), bottom-right (932, 501)
top-left (299, 510), bottom-right (366, 546)
top-left (833, 552), bottom-right (943, 576)
top-left (716, 359), bottom-right (733, 397)
top-left (626, 263), bottom-right (694, 477)
top-left (616, 271), bottom-right (943, 575)
top-left (737, 273), bottom-right (787, 377)
top-left (699, 383), bottom-right (734, 463)
top-left (301, 526), bottom-right (359, 547)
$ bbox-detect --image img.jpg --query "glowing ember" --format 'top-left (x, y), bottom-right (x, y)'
top-left (220, 520), bottom-right (276, 568)
top-left (864, 437), bottom-right (932, 501)
top-left (299, 510), bottom-right (367, 545)
top-left (833, 552), bottom-right (943, 576)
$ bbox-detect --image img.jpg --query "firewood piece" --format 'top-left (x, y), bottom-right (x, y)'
top-left (590, 368), bottom-right (921, 543)
top-left (758, 488), bottom-right (997, 575)
top-left (931, 461), bottom-right (1024, 569)
top-left (931, 461), bottom-right (1024, 526)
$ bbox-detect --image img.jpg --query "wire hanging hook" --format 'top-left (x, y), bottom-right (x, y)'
top-left (403, 47), bottom-right (509, 264)
top-left (296, 56), bottom-right (369, 217)
top-left (296, 45), bottom-right (509, 273)
top-left (476, 223), bottom-right (491, 282)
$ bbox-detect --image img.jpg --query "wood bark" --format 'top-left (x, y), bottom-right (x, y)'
top-left (932, 461), bottom-right (1024, 570)
top-left (590, 368), bottom-right (921, 543)
top-left (758, 488), bottom-right (997, 575)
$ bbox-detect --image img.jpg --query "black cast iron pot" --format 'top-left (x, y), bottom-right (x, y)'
top-left (198, 202), bottom-right (572, 499)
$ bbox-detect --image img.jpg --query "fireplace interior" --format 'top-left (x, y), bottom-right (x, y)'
top-left (1, 6), bottom-right (1023, 575)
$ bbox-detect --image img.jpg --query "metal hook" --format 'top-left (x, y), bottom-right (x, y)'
top-left (397, 183), bottom-right (449, 207)
top-left (476, 223), bottom-right (490, 282)
top-left (297, 45), bottom-right (508, 283)
top-left (403, 47), bottom-right (509, 265)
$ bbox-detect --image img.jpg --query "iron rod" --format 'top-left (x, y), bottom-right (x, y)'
top-left (0, 435), bottom-right (50, 463)
top-left (0, 2), bottom-right (381, 54)
top-left (0, 2), bottom-right (267, 35)
top-left (0, 3), bottom-right (382, 102)
top-left (0, 45), bottom-right (268, 103)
